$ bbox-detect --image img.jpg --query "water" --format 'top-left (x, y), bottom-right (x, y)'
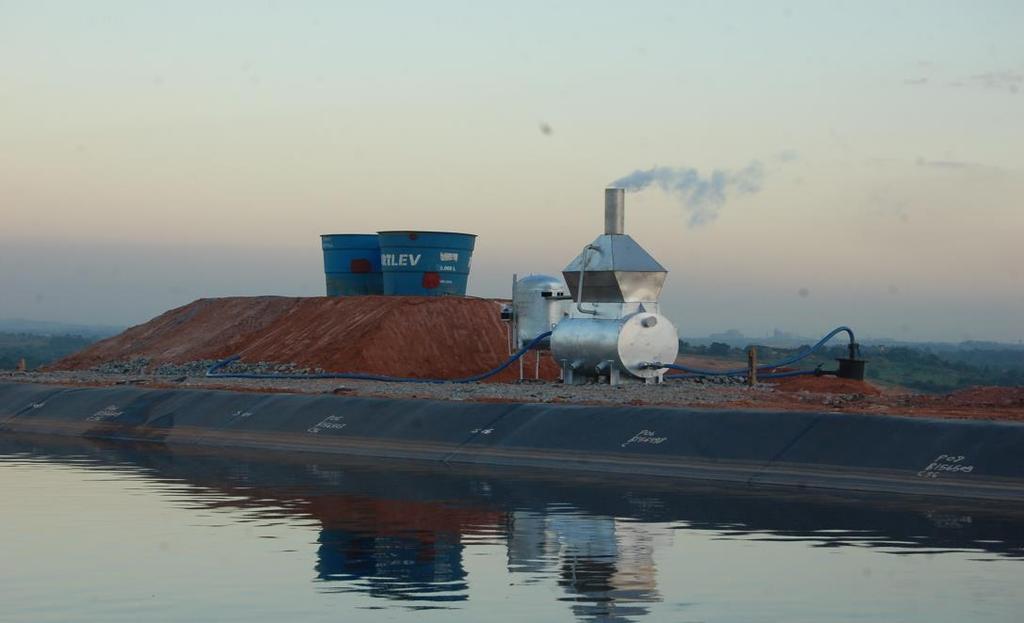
top-left (1, 435), bottom-right (1022, 623)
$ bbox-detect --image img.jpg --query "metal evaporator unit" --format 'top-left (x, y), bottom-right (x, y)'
top-left (551, 188), bottom-right (679, 384)
top-left (505, 188), bottom-right (679, 385)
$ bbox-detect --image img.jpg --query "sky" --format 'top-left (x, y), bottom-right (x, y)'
top-left (1, 1), bottom-right (1022, 342)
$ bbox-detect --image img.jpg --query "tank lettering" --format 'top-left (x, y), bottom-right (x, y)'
top-left (381, 253), bottom-right (422, 267)
top-left (87, 405), bottom-right (123, 421)
top-left (440, 252), bottom-right (459, 262)
top-left (924, 511), bottom-right (974, 529)
top-left (307, 415), bottom-right (347, 434)
top-left (917, 454), bottom-right (975, 478)
top-left (621, 429), bottom-right (668, 448)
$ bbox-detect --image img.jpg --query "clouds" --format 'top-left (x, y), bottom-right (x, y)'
top-left (914, 157), bottom-right (1005, 175)
top-left (963, 70), bottom-right (1022, 94)
top-left (914, 157), bottom-right (970, 169)
top-left (776, 149), bottom-right (799, 163)
top-left (610, 161), bottom-right (765, 227)
top-left (903, 65), bottom-right (1022, 94)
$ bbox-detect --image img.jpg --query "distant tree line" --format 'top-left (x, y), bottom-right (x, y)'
top-left (678, 340), bottom-right (1024, 393)
top-left (0, 332), bottom-right (96, 370)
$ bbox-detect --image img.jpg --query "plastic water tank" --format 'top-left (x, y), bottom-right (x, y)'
top-left (377, 231), bottom-right (477, 296)
top-left (321, 234), bottom-right (383, 296)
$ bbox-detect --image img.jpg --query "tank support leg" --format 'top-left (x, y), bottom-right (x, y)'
top-left (608, 362), bottom-right (620, 386)
top-left (561, 361), bottom-right (580, 385)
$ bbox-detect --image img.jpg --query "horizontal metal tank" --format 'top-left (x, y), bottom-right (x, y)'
top-left (512, 274), bottom-right (570, 349)
top-left (321, 234), bottom-right (383, 296)
top-left (377, 231), bottom-right (477, 296)
top-left (551, 311), bottom-right (679, 384)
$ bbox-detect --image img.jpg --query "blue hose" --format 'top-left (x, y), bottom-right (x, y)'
top-left (207, 325), bottom-right (856, 384)
top-left (666, 368), bottom-right (823, 381)
top-left (206, 331), bottom-right (554, 384)
top-left (660, 326), bottom-right (855, 378)
top-left (758, 368), bottom-right (824, 379)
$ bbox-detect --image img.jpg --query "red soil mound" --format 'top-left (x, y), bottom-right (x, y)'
top-left (919, 386), bottom-right (1024, 409)
top-left (767, 375), bottom-right (882, 396)
top-left (56, 296), bottom-right (303, 367)
top-left (53, 296), bottom-right (560, 382)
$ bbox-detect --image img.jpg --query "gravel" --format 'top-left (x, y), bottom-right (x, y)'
top-left (89, 357), bottom-right (319, 377)
top-left (6, 361), bottom-right (1017, 421)
top-left (2, 359), bottom-right (777, 407)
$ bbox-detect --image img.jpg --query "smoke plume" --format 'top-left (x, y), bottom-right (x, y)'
top-left (610, 161), bottom-right (764, 226)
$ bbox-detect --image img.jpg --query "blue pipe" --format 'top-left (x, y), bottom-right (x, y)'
top-left (206, 331), bottom-right (554, 384)
top-left (758, 368), bottom-right (824, 379)
top-left (659, 326), bottom-right (855, 378)
top-left (207, 325), bottom-right (856, 385)
top-left (666, 367), bottom-right (824, 381)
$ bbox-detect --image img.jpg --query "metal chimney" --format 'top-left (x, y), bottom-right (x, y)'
top-left (564, 187), bottom-right (666, 304)
top-left (604, 188), bottom-right (624, 235)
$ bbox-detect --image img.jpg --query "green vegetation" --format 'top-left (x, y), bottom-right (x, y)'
top-left (0, 332), bottom-right (96, 370)
top-left (678, 341), bottom-right (1024, 393)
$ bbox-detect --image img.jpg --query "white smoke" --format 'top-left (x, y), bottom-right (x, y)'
top-left (610, 161), bottom-right (764, 227)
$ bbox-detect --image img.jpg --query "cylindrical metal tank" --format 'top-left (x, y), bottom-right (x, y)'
top-left (321, 234), bottom-right (383, 296)
top-left (377, 231), bottom-right (477, 296)
top-left (551, 311), bottom-right (679, 380)
top-left (513, 274), bottom-right (570, 349)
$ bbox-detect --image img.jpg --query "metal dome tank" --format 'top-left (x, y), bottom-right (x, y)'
top-left (511, 274), bottom-right (571, 350)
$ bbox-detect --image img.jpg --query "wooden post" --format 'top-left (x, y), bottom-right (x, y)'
top-left (747, 347), bottom-right (758, 386)
top-left (16, 358), bottom-right (27, 372)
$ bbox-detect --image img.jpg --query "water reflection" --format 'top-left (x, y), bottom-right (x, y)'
top-left (2, 435), bottom-right (1023, 621)
top-left (511, 512), bottom-right (669, 621)
top-left (313, 495), bottom-right (482, 602)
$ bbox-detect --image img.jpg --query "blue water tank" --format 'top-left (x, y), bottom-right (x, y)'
top-left (377, 231), bottom-right (477, 296)
top-left (321, 234), bottom-right (383, 296)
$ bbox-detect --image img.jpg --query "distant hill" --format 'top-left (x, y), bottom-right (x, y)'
top-left (682, 329), bottom-right (1024, 352)
top-left (0, 332), bottom-right (98, 370)
top-left (678, 338), bottom-right (1024, 393)
top-left (0, 319), bottom-right (124, 339)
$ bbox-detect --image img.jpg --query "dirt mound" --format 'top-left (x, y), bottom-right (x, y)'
top-left (53, 296), bottom-right (560, 382)
top-left (56, 297), bottom-right (304, 369)
top-left (888, 386), bottom-right (1024, 422)
top-left (920, 386), bottom-right (1024, 409)
top-left (767, 375), bottom-right (882, 395)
